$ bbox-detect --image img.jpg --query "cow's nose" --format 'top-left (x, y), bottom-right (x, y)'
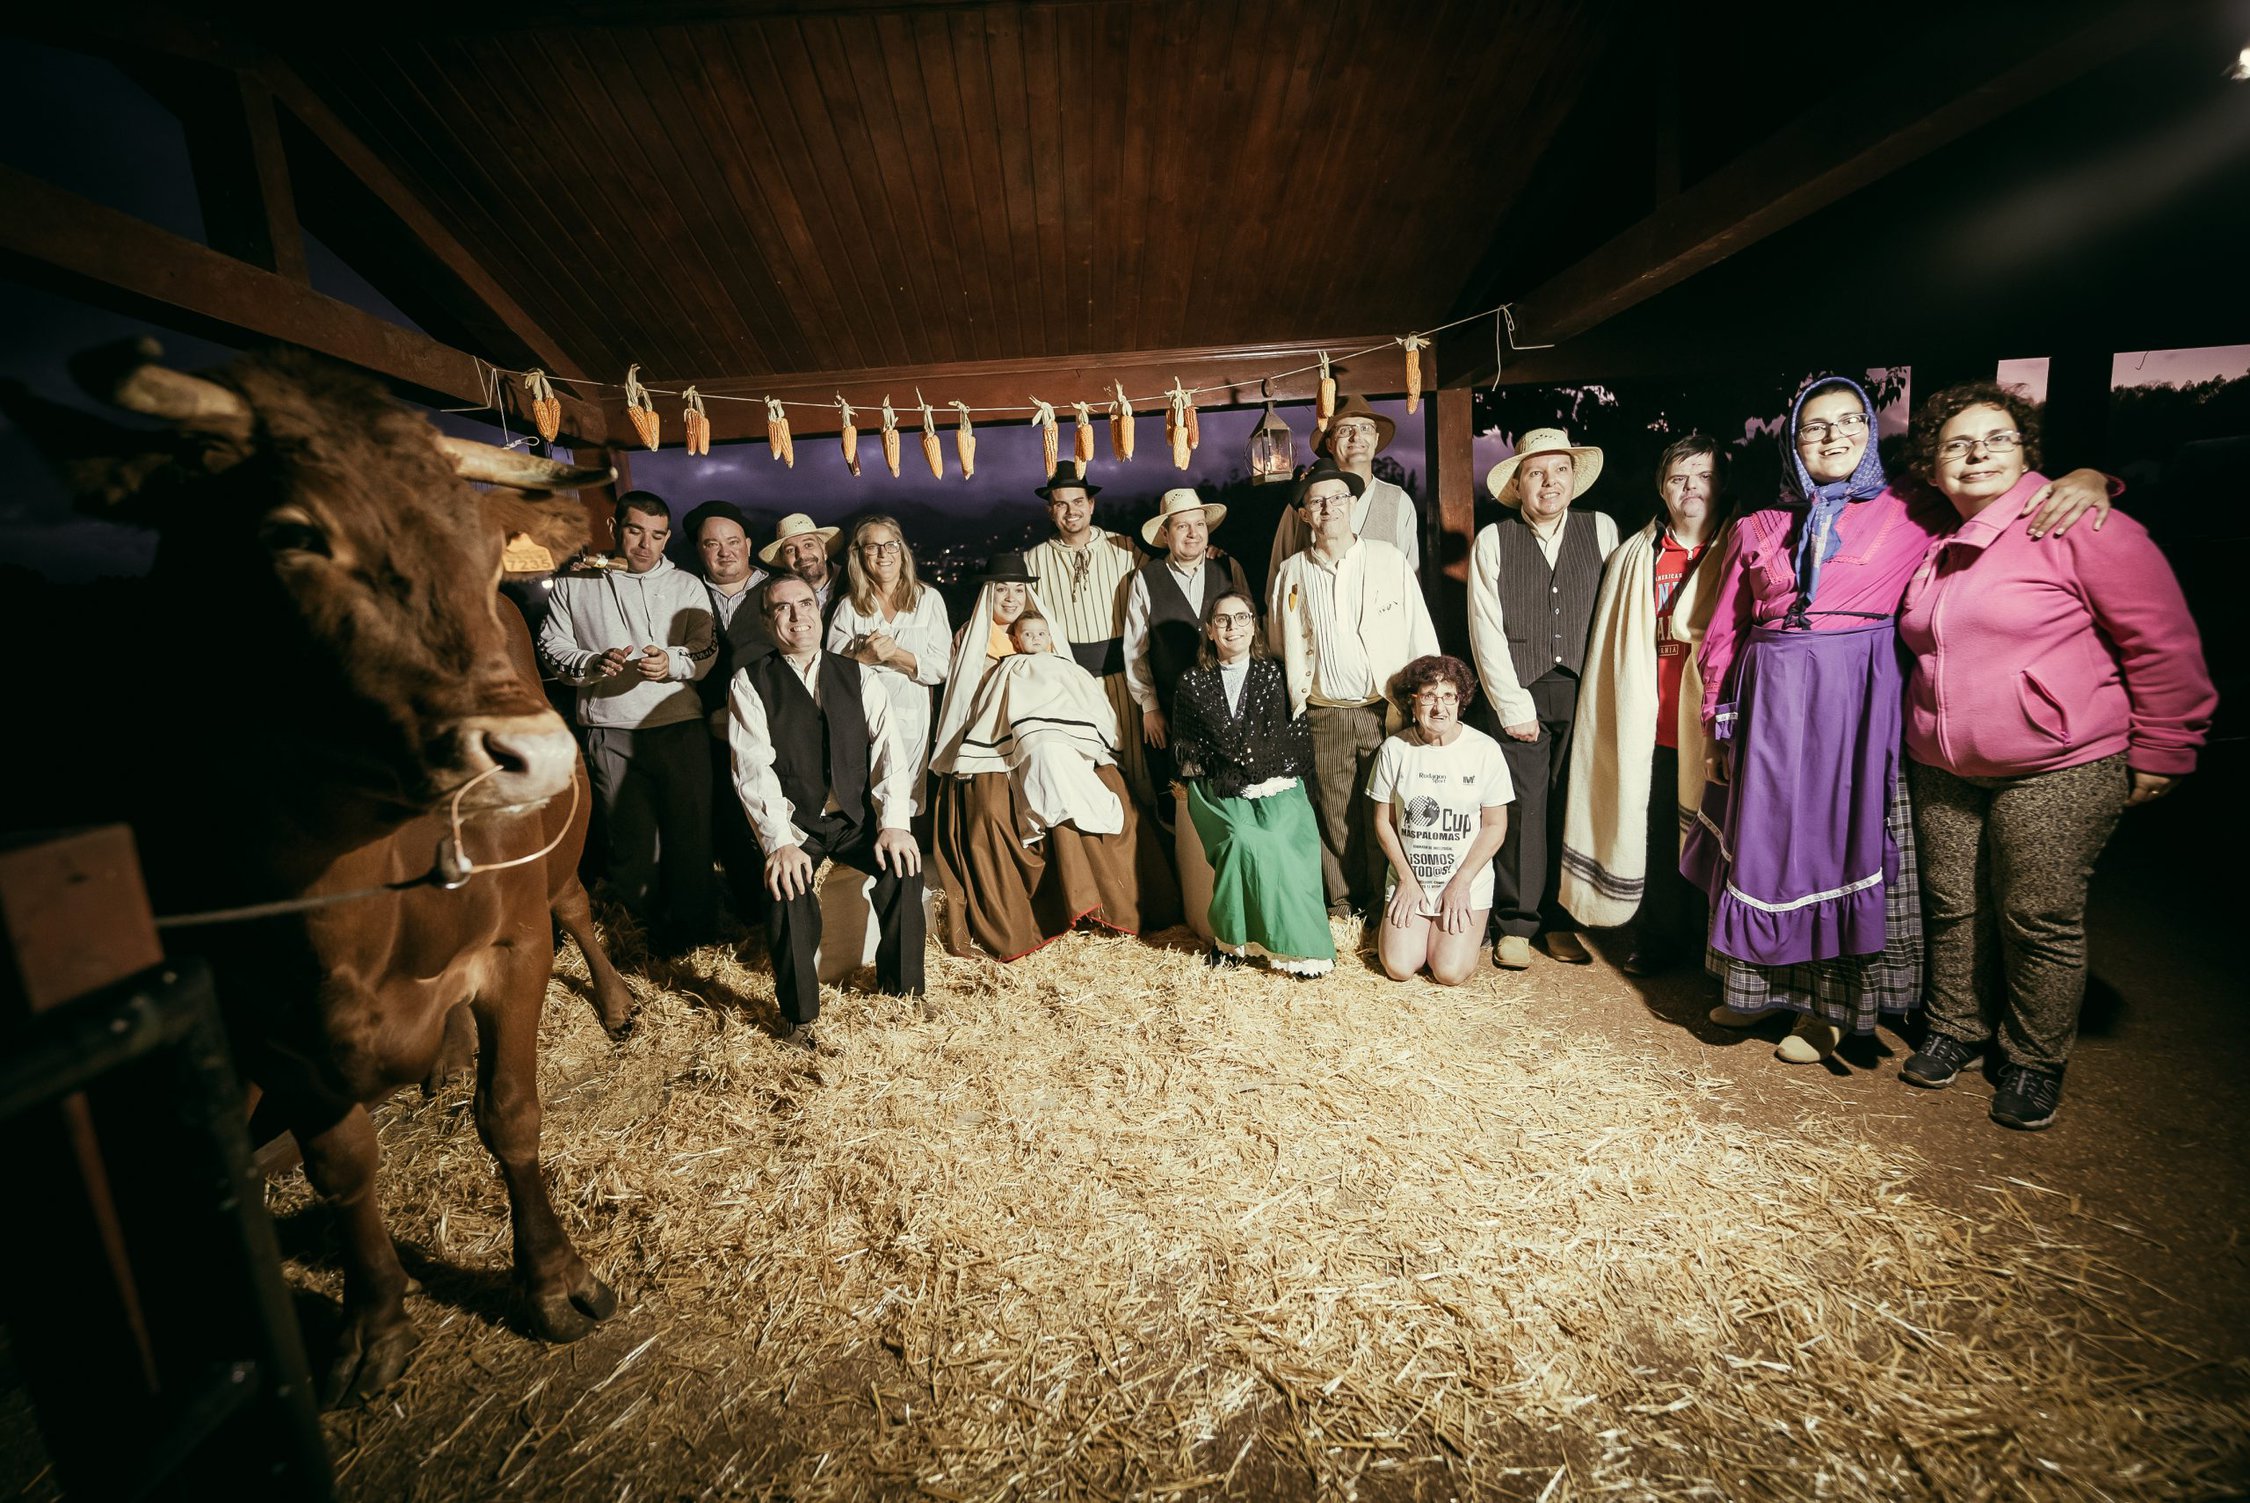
top-left (450, 712), bottom-right (577, 806)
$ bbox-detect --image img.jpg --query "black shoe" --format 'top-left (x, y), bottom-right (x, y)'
top-left (1991, 1061), bottom-right (2064, 1131)
top-left (1901, 1032), bottom-right (1979, 1089)
top-left (1535, 930), bottom-right (1592, 965)
top-left (1617, 947), bottom-right (1671, 977)
top-left (1205, 946), bottom-right (1243, 969)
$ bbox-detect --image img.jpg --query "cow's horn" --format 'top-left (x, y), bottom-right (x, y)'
top-left (77, 338), bottom-right (251, 424)
top-left (436, 436), bottom-right (615, 491)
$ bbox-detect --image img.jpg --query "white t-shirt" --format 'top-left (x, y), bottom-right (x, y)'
top-left (1365, 725), bottom-right (1515, 914)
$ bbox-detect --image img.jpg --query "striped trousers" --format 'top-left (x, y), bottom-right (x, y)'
top-left (1307, 700), bottom-right (1387, 912)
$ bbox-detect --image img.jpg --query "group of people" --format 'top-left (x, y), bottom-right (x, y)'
top-left (532, 380), bottom-right (2215, 1133)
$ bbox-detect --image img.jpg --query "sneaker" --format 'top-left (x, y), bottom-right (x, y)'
top-left (1901, 1032), bottom-right (1979, 1089)
top-left (1492, 934), bottom-right (1534, 970)
top-left (1991, 1062), bottom-right (2064, 1131)
top-left (1775, 1014), bottom-right (1843, 1064)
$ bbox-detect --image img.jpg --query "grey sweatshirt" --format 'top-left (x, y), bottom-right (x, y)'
top-left (535, 556), bottom-right (718, 729)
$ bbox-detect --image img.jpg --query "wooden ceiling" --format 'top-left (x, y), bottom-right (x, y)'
top-left (282, 0), bottom-right (1606, 386)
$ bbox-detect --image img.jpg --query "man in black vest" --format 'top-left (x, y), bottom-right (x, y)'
top-left (687, 500), bottom-right (775, 925)
top-left (1124, 488), bottom-right (1253, 808)
top-left (1467, 429), bottom-right (1621, 970)
top-left (726, 576), bottom-right (925, 1049)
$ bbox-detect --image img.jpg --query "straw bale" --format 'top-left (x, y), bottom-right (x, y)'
top-left (269, 915), bottom-right (2250, 1500)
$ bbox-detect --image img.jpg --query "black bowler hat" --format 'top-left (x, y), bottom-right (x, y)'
top-left (975, 550), bottom-right (1039, 585)
top-left (1035, 460), bottom-right (1102, 500)
top-left (1292, 458), bottom-right (1367, 507)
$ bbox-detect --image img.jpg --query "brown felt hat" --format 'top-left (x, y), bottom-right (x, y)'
top-left (1315, 394), bottom-right (1395, 456)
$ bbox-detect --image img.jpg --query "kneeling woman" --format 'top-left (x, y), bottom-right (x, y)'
top-left (1169, 591), bottom-right (1335, 977)
top-left (928, 555), bottom-right (1177, 959)
top-left (1367, 656), bottom-right (1514, 986)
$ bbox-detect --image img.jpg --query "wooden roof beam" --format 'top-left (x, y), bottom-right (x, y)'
top-left (664, 337), bottom-right (1413, 442)
top-left (1441, 1), bottom-right (2194, 388)
top-left (0, 163), bottom-right (610, 443)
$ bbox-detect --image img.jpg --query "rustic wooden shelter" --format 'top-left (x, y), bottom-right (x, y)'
top-left (6, 0), bottom-right (2245, 559)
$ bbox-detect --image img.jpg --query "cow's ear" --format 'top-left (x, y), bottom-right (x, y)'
top-left (484, 491), bottom-right (597, 571)
top-left (0, 381), bottom-right (246, 524)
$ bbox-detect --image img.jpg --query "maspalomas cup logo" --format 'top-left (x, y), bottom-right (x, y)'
top-left (1407, 795), bottom-right (1441, 829)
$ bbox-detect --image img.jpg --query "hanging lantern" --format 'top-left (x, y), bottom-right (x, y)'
top-left (1246, 379), bottom-right (1295, 484)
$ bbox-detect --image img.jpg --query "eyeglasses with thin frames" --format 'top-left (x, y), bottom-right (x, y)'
top-left (1209, 611), bottom-right (1256, 628)
top-left (858, 540), bottom-right (903, 556)
top-left (1797, 412), bottom-right (1872, 444)
top-left (1937, 431), bottom-right (2023, 461)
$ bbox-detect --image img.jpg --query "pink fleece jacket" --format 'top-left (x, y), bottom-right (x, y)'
top-left (1899, 472), bottom-right (2214, 778)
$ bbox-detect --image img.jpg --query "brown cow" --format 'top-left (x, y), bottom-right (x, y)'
top-left (23, 342), bottom-right (631, 1403)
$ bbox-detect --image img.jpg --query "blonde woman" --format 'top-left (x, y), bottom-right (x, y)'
top-left (827, 515), bottom-right (951, 812)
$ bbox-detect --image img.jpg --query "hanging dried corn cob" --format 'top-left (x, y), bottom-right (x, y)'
top-left (1315, 351), bottom-right (1336, 440)
top-left (1030, 398), bottom-right (1059, 475)
top-left (522, 369), bottom-right (561, 443)
top-left (1185, 393), bottom-right (1201, 452)
top-left (1165, 381), bottom-right (1190, 471)
top-left (682, 387), bottom-right (711, 456)
top-left (837, 395), bottom-right (861, 477)
top-left (879, 396), bottom-right (901, 478)
top-left (917, 389), bottom-right (943, 478)
top-left (625, 364), bottom-right (661, 451)
top-left (1072, 402), bottom-right (1096, 466)
top-left (950, 401), bottom-right (976, 479)
top-left (1109, 380), bottom-right (1135, 462)
top-left (766, 397), bottom-right (794, 468)
top-left (1402, 335), bottom-right (1426, 414)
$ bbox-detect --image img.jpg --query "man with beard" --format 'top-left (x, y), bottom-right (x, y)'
top-left (1025, 460), bottom-right (1149, 802)
top-left (757, 512), bottom-right (843, 624)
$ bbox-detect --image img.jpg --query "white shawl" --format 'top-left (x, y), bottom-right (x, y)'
top-left (1558, 520), bottom-right (1717, 928)
top-left (937, 653), bottom-right (1123, 834)
top-left (928, 581), bottom-right (1075, 776)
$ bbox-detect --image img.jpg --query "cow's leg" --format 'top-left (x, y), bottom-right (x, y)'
top-left (421, 1002), bottom-right (477, 1095)
top-left (473, 944), bottom-right (617, 1342)
top-left (297, 1104), bottom-right (421, 1404)
top-left (554, 874), bottom-right (635, 1036)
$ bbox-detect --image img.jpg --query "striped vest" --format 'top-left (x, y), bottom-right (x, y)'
top-left (1490, 510), bottom-right (1602, 685)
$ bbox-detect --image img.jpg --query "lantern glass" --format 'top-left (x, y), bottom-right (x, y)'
top-left (1247, 404), bottom-right (1295, 483)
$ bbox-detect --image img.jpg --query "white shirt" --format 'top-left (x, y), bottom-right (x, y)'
top-left (726, 651), bottom-right (913, 853)
top-left (1269, 537), bottom-right (1438, 709)
top-left (1269, 476), bottom-right (1421, 580)
top-left (1219, 658), bottom-right (1251, 716)
top-left (1467, 509), bottom-right (1621, 729)
top-left (1365, 725), bottom-right (1515, 913)
top-left (1122, 552), bottom-right (1251, 711)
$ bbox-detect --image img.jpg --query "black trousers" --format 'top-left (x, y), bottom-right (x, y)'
top-left (1635, 743), bottom-right (1708, 956)
top-left (710, 737), bottom-right (769, 928)
top-left (765, 815), bottom-right (926, 1025)
top-left (1492, 671), bottom-right (1579, 939)
top-left (583, 720), bottom-right (716, 945)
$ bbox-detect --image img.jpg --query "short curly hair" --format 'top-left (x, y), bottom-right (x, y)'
top-left (1387, 654), bottom-right (1479, 719)
top-left (1910, 381), bottom-right (2043, 480)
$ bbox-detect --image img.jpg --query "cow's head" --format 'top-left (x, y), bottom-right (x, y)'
top-left (49, 342), bottom-right (608, 816)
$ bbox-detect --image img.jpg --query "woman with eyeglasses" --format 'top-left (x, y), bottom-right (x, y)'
top-left (828, 515), bottom-right (952, 812)
top-left (1168, 590), bottom-right (1335, 977)
top-left (1686, 376), bottom-right (2114, 1066)
top-left (1894, 383), bottom-right (2213, 1130)
top-left (1366, 655), bottom-right (1515, 987)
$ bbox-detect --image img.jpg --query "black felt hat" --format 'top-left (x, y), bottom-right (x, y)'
top-left (975, 550), bottom-right (1039, 585)
top-left (1034, 460), bottom-right (1102, 500)
top-left (1291, 458), bottom-right (1367, 506)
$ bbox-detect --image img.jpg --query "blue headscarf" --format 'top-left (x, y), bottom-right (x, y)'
top-left (1779, 376), bottom-right (1887, 625)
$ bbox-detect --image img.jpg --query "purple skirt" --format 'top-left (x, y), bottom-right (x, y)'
top-left (1683, 621), bottom-right (1903, 967)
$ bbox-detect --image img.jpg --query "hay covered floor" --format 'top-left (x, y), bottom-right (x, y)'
top-left (279, 915), bottom-right (2250, 1501)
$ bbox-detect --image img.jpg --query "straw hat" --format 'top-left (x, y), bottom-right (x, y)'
top-left (1315, 394), bottom-right (1396, 456)
top-left (756, 512), bottom-right (843, 566)
top-left (1140, 487), bottom-right (1229, 547)
top-left (1035, 460), bottom-right (1102, 499)
top-left (1484, 427), bottom-right (1604, 506)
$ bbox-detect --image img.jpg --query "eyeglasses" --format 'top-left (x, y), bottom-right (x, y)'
top-left (1937, 431), bottom-right (2023, 461)
top-left (1332, 421), bottom-right (1379, 437)
top-left (1300, 492), bottom-right (1354, 511)
top-left (1796, 412), bottom-right (1871, 444)
top-left (1413, 690), bottom-right (1459, 705)
top-left (1209, 611), bottom-right (1256, 628)
top-left (858, 540), bottom-right (902, 556)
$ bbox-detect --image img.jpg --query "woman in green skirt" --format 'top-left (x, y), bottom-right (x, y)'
top-left (1169, 590), bottom-right (1336, 978)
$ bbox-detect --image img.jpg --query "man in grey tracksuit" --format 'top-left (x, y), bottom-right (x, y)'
top-left (537, 491), bottom-right (719, 950)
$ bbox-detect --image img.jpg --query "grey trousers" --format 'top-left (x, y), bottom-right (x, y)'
top-left (1307, 701), bottom-right (1387, 912)
top-left (584, 719), bottom-right (717, 944)
top-left (1909, 753), bottom-right (2128, 1071)
top-left (1492, 672), bottom-right (1579, 939)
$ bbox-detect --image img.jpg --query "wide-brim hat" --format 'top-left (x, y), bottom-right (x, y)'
top-left (756, 511), bottom-right (844, 566)
top-left (975, 550), bottom-right (1038, 585)
top-left (1292, 459), bottom-right (1367, 506)
top-left (1315, 394), bottom-right (1396, 456)
top-left (1140, 487), bottom-right (1229, 546)
top-left (1035, 459), bottom-right (1102, 500)
top-left (1485, 427), bottom-right (1604, 506)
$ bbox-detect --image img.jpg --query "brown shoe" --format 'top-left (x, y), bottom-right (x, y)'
top-left (1536, 930), bottom-right (1593, 965)
top-left (1492, 934), bottom-right (1535, 970)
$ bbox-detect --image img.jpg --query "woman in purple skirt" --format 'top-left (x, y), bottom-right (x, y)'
top-left (1685, 376), bottom-right (2113, 1064)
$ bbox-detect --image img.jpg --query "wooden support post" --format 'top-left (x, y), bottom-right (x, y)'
top-left (1424, 386), bottom-right (1477, 656)
top-left (576, 444), bottom-right (631, 552)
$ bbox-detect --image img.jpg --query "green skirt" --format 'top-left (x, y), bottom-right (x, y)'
top-left (1187, 779), bottom-right (1336, 972)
